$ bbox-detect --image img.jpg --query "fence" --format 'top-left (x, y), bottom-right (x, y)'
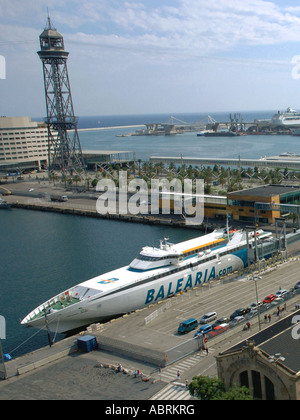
top-left (144, 300), bottom-right (173, 325)
top-left (165, 335), bottom-right (204, 366)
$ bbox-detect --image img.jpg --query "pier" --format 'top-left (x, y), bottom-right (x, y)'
top-left (150, 155), bottom-right (300, 170)
top-left (119, 114), bottom-right (297, 137)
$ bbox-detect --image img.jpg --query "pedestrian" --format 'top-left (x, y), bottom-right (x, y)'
top-left (206, 347), bottom-right (209, 355)
top-left (185, 379), bottom-right (189, 389)
top-left (268, 314), bottom-right (271, 323)
top-left (264, 315), bottom-right (268, 323)
top-left (177, 370), bottom-right (181, 381)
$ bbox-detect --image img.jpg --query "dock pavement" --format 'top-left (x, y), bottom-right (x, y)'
top-left (1, 257), bottom-right (300, 400)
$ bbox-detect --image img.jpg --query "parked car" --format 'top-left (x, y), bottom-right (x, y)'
top-left (230, 308), bottom-right (249, 320)
top-left (229, 316), bottom-right (245, 326)
top-left (200, 311), bottom-right (218, 325)
top-left (263, 294), bottom-right (276, 304)
top-left (210, 323), bottom-right (229, 337)
top-left (248, 302), bottom-right (263, 311)
top-left (178, 318), bottom-right (198, 334)
top-left (246, 309), bottom-right (258, 319)
top-left (275, 289), bottom-right (288, 298)
top-left (194, 324), bottom-right (213, 337)
top-left (295, 281), bottom-right (300, 290)
top-left (212, 317), bottom-right (230, 328)
top-left (271, 297), bottom-right (284, 307)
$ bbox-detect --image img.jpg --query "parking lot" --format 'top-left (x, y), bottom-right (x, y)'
top-left (97, 258), bottom-right (300, 363)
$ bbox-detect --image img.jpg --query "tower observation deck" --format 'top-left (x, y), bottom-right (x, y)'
top-left (38, 16), bottom-right (85, 175)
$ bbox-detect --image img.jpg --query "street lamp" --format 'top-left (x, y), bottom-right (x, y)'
top-left (253, 275), bottom-right (262, 331)
top-left (267, 353), bottom-right (285, 400)
top-left (268, 353), bottom-right (286, 364)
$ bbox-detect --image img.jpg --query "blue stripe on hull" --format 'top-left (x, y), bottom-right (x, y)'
top-left (231, 247), bottom-right (248, 267)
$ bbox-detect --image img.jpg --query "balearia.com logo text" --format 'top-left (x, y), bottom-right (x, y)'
top-left (96, 172), bottom-right (204, 226)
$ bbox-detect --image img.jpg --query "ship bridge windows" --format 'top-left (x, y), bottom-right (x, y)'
top-left (136, 254), bottom-right (179, 262)
top-left (71, 286), bottom-right (103, 300)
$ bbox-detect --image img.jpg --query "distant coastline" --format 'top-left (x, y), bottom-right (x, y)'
top-left (77, 124), bottom-right (144, 132)
top-left (34, 110), bottom-right (276, 130)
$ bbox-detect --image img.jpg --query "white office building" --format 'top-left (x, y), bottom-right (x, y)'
top-left (0, 116), bottom-right (51, 173)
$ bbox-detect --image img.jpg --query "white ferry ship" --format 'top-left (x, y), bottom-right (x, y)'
top-left (272, 107), bottom-right (300, 126)
top-left (21, 228), bottom-right (272, 333)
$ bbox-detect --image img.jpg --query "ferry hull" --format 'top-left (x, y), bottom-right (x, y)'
top-left (24, 252), bottom-right (245, 333)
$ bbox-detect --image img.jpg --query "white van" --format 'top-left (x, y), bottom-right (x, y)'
top-left (200, 312), bottom-right (218, 325)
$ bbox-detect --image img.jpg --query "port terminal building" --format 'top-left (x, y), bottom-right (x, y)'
top-left (227, 185), bottom-right (300, 224)
top-left (163, 185), bottom-right (300, 225)
top-left (82, 150), bottom-right (135, 171)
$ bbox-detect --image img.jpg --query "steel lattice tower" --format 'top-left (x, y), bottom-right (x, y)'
top-left (38, 16), bottom-right (85, 175)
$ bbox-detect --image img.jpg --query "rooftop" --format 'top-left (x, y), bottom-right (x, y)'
top-left (0, 116), bottom-right (45, 130)
top-left (82, 150), bottom-right (132, 156)
top-left (260, 327), bottom-right (300, 374)
top-left (220, 310), bottom-right (300, 375)
top-left (228, 184), bottom-right (300, 199)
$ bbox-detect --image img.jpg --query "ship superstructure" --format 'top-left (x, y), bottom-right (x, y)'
top-left (272, 108), bottom-right (300, 126)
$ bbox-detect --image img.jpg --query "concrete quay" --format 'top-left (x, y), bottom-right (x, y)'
top-left (1, 257), bottom-right (300, 399)
top-left (2, 179), bottom-right (194, 229)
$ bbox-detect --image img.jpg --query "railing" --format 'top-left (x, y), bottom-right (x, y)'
top-left (144, 300), bottom-right (173, 325)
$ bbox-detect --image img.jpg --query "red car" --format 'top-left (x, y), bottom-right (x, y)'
top-left (263, 294), bottom-right (276, 304)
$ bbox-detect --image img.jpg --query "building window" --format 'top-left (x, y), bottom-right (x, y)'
top-left (251, 370), bottom-right (262, 399)
top-left (264, 376), bottom-right (275, 401)
top-left (240, 371), bottom-right (249, 389)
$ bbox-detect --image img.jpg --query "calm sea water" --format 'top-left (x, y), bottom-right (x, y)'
top-left (2, 110), bottom-right (300, 358)
top-left (76, 111), bottom-right (300, 161)
top-left (0, 209), bottom-right (201, 357)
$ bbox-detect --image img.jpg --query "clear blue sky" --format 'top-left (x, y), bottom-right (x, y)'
top-left (1, 0), bottom-right (300, 117)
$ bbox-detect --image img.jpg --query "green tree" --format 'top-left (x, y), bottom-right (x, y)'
top-left (188, 376), bottom-right (253, 401)
top-left (216, 385), bottom-right (253, 401)
top-left (188, 376), bottom-right (225, 400)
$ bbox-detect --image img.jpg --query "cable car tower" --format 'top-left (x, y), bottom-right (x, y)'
top-left (38, 16), bottom-right (85, 175)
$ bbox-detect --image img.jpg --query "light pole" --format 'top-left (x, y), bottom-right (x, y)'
top-left (267, 354), bottom-right (286, 400)
top-left (268, 353), bottom-right (286, 378)
top-left (253, 275), bottom-right (262, 331)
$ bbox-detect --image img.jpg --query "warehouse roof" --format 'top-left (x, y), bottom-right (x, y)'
top-left (220, 310), bottom-right (300, 374)
top-left (228, 184), bottom-right (300, 198)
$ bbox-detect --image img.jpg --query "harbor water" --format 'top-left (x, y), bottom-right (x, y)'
top-left (2, 110), bottom-right (300, 358)
top-left (0, 208), bottom-right (201, 358)
top-left (76, 111), bottom-right (300, 161)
